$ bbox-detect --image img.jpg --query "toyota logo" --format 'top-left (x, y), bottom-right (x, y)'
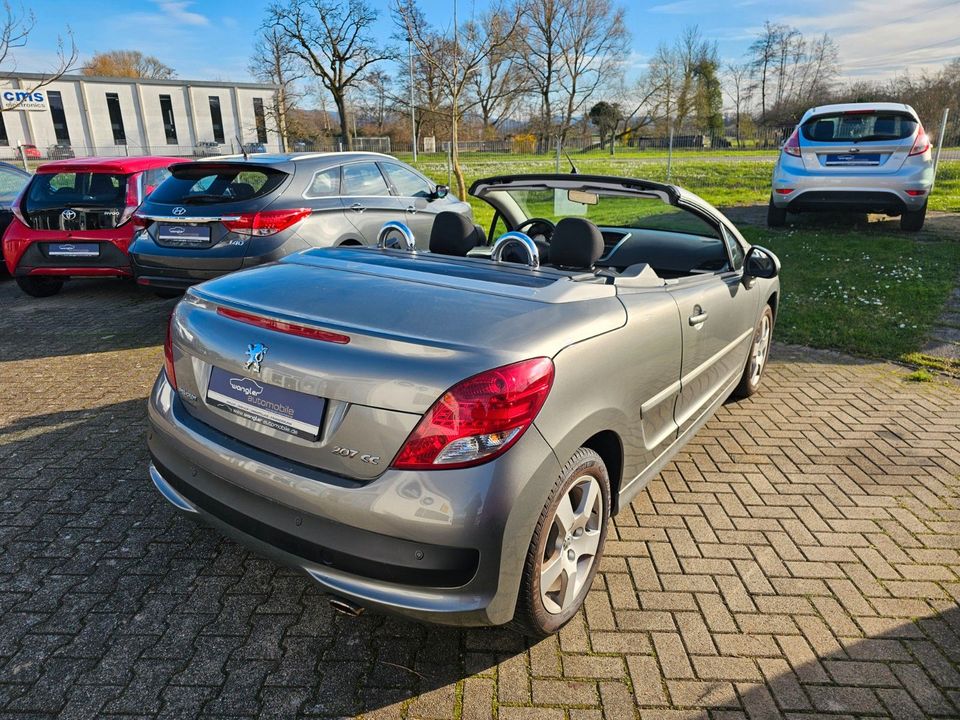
top-left (172, 206), bottom-right (187, 216)
top-left (61, 209), bottom-right (77, 221)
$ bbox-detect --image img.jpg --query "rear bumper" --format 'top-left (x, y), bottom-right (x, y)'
top-left (129, 232), bottom-right (305, 290)
top-left (3, 222), bottom-right (134, 277)
top-left (146, 371), bottom-right (561, 626)
top-left (771, 157), bottom-right (933, 213)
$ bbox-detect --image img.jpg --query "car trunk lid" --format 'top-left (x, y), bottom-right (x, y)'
top-left (23, 170), bottom-right (138, 231)
top-left (138, 162), bottom-right (292, 269)
top-left (168, 248), bottom-right (625, 479)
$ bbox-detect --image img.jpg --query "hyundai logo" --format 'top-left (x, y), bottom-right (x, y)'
top-left (172, 206), bottom-right (187, 216)
top-left (61, 209), bottom-right (77, 221)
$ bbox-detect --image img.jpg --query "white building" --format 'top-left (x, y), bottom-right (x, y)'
top-left (0, 72), bottom-right (281, 159)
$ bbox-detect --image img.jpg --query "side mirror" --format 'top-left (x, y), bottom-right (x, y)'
top-left (433, 184), bottom-right (449, 199)
top-left (744, 245), bottom-right (780, 279)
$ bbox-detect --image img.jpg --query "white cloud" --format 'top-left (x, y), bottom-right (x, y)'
top-left (154, 1), bottom-right (209, 27)
top-left (778, 0), bottom-right (960, 79)
top-left (648, 1), bottom-right (701, 14)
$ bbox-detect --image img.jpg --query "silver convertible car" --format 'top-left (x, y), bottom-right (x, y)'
top-left (147, 174), bottom-right (780, 636)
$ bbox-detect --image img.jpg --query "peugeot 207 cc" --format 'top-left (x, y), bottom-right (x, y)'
top-left (146, 173), bottom-right (781, 636)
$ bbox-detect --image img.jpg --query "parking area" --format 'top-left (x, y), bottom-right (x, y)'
top-left (1, 277), bottom-right (959, 719)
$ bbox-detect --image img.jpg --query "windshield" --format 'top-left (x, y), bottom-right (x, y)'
top-left (801, 112), bottom-right (918, 143)
top-left (149, 165), bottom-right (287, 204)
top-left (25, 172), bottom-right (127, 211)
top-left (500, 188), bottom-right (720, 239)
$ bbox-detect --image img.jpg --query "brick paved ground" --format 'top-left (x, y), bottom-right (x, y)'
top-left (1, 277), bottom-right (959, 720)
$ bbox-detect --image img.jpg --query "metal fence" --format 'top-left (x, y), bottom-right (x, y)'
top-left (7, 123), bottom-right (959, 171)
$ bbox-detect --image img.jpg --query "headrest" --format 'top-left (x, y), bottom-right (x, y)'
top-left (549, 217), bottom-right (604, 269)
top-left (429, 211), bottom-right (481, 257)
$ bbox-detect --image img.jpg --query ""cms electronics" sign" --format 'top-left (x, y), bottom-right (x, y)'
top-left (1, 90), bottom-right (49, 111)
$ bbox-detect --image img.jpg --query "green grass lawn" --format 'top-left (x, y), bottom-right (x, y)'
top-left (413, 158), bottom-right (960, 227)
top-left (742, 226), bottom-right (960, 359)
top-left (411, 155), bottom-right (960, 363)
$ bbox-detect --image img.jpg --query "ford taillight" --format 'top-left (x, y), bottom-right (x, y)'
top-left (221, 208), bottom-right (311, 237)
top-left (391, 357), bottom-right (555, 470)
top-left (909, 123), bottom-right (931, 156)
top-left (783, 127), bottom-right (801, 157)
top-left (164, 314), bottom-right (177, 390)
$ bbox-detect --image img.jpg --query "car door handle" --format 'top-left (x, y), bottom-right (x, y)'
top-left (350, 203), bottom-right (365, 213)
top-left (406, 205), bottom-right (417, 214)
top-left (689, 309), bottom-right (708, 325)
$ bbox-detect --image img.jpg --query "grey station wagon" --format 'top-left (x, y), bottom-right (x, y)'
top-left (128, 152), bottom-right (472, 294)
top-left (147, 173), bottom-right (780, 636)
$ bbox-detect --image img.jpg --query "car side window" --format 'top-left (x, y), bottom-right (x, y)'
top-left (722, 226), bottom-right (745, 270)
top-left (144, 167), bottom-right (171, 195)
top-left (306, 166), bottom-right (341, 198)
top-left (381, 163), bottom-right (432, 199)
top-left (341, 162), bottom-right (390, 197)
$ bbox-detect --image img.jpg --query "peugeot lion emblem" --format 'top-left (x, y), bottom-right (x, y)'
top-left (172, 206), bottom-right (187, 216)
top-left (61, 209), bottom-right (77, 221)
top-left (244, 343), bottom-right (268, 374)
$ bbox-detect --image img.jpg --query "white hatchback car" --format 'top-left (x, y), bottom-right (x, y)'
top-left (768, 102), bottom-right (934, 230)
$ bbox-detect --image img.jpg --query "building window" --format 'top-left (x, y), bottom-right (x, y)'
top-left (253, 97), bottom-right (267, 144)
top-left (208, 95), bottom-right (225, 144)
top-left (0, 113), bottom-right (7, 146)
top-left (48, 91), bottom-right (70, 144)
top-left (159, 94), bottom-right (178, 144)
top-left (105, 93), bottom-right (126, 145)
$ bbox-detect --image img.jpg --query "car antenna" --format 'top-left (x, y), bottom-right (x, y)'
top-left (237, 135), bottom-right (248, 161)
top-left (564, 150), bottom-right (579, 174)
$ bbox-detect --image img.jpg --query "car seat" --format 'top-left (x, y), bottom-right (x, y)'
top-left (548, 217), bottom-right (605, 270)
top-left (429, 211), bottom-right (485, 257)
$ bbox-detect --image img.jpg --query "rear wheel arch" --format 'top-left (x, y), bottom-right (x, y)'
top-left (581, 430), bottom-right (624, 514)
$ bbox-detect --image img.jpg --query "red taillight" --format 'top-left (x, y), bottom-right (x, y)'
top-left (217, 306), bottom-right (350, 344)
top-left (909, 124), bottom-right (931, 156)
top-left (132, 213), bottom-right (149, 229)
top-left (775, 188), bottom-right (794, 195)
top-left (906, 189), bottom-right (927, 196)
top-left (117, 173), bottom-right (143, 226)
top-left (10, 182), bottom-right (28, 227)
top-left (221, 208), bottom-right (311, 237)
top-left (783, 127), bottom-right (801, 157)
top-left (391, 357), bottom-right (555, 470)
top-left (164, 314), bottom-right (178, 390)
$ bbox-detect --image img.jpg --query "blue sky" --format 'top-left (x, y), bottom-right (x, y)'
top-left (18, 0), bottom-right (960, 89)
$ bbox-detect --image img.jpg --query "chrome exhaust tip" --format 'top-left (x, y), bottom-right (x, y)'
top-left (329, 596), bottom-right (365, 617)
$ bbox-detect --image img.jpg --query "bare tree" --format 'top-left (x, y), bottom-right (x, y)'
top-left (266, 0), bottom-right (394, 150)
top-left (723, 62), bottom-right (752, 148)
top-left (467, 5), bottom-right (529, 133)
top-left (394, 0), bottom-right (523, 197)
top-left (519, 0), bottom-right (627, 149)
top-left (84, 50), bottom-right (174, 79)
top-left (554, 0), bottom-right (628, 144)
top-left (0, 1), bottom-right (78, 107)
top-left (249, 26), bottom-right (307, 151)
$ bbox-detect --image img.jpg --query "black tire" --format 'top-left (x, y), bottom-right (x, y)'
top-left (732, 304), bottom-right (774, 399)
top-left (767, 196), bottom-right (787, 227)
top-left (900, 201), bottom-right (926, 231)
top-left (153, 289), bottom-right (184, 299)
top-left (16, 276), bottom-right (64, 297)
top-left (512, 447), bottom-right (611, 638)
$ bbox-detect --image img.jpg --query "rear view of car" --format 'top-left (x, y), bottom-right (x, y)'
top-left (3, 157), bottom-right (180, 297)
top-left (128, 153), bottom-right (472, 294)
top-left (769, 103), bottom-right (934, 230)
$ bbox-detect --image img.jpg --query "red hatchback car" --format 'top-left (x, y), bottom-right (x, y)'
top-left (3, 156), bottom-right (181, 297)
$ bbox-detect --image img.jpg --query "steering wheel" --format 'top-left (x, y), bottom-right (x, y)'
top-left (514, 217), bottom-right (555, 243)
